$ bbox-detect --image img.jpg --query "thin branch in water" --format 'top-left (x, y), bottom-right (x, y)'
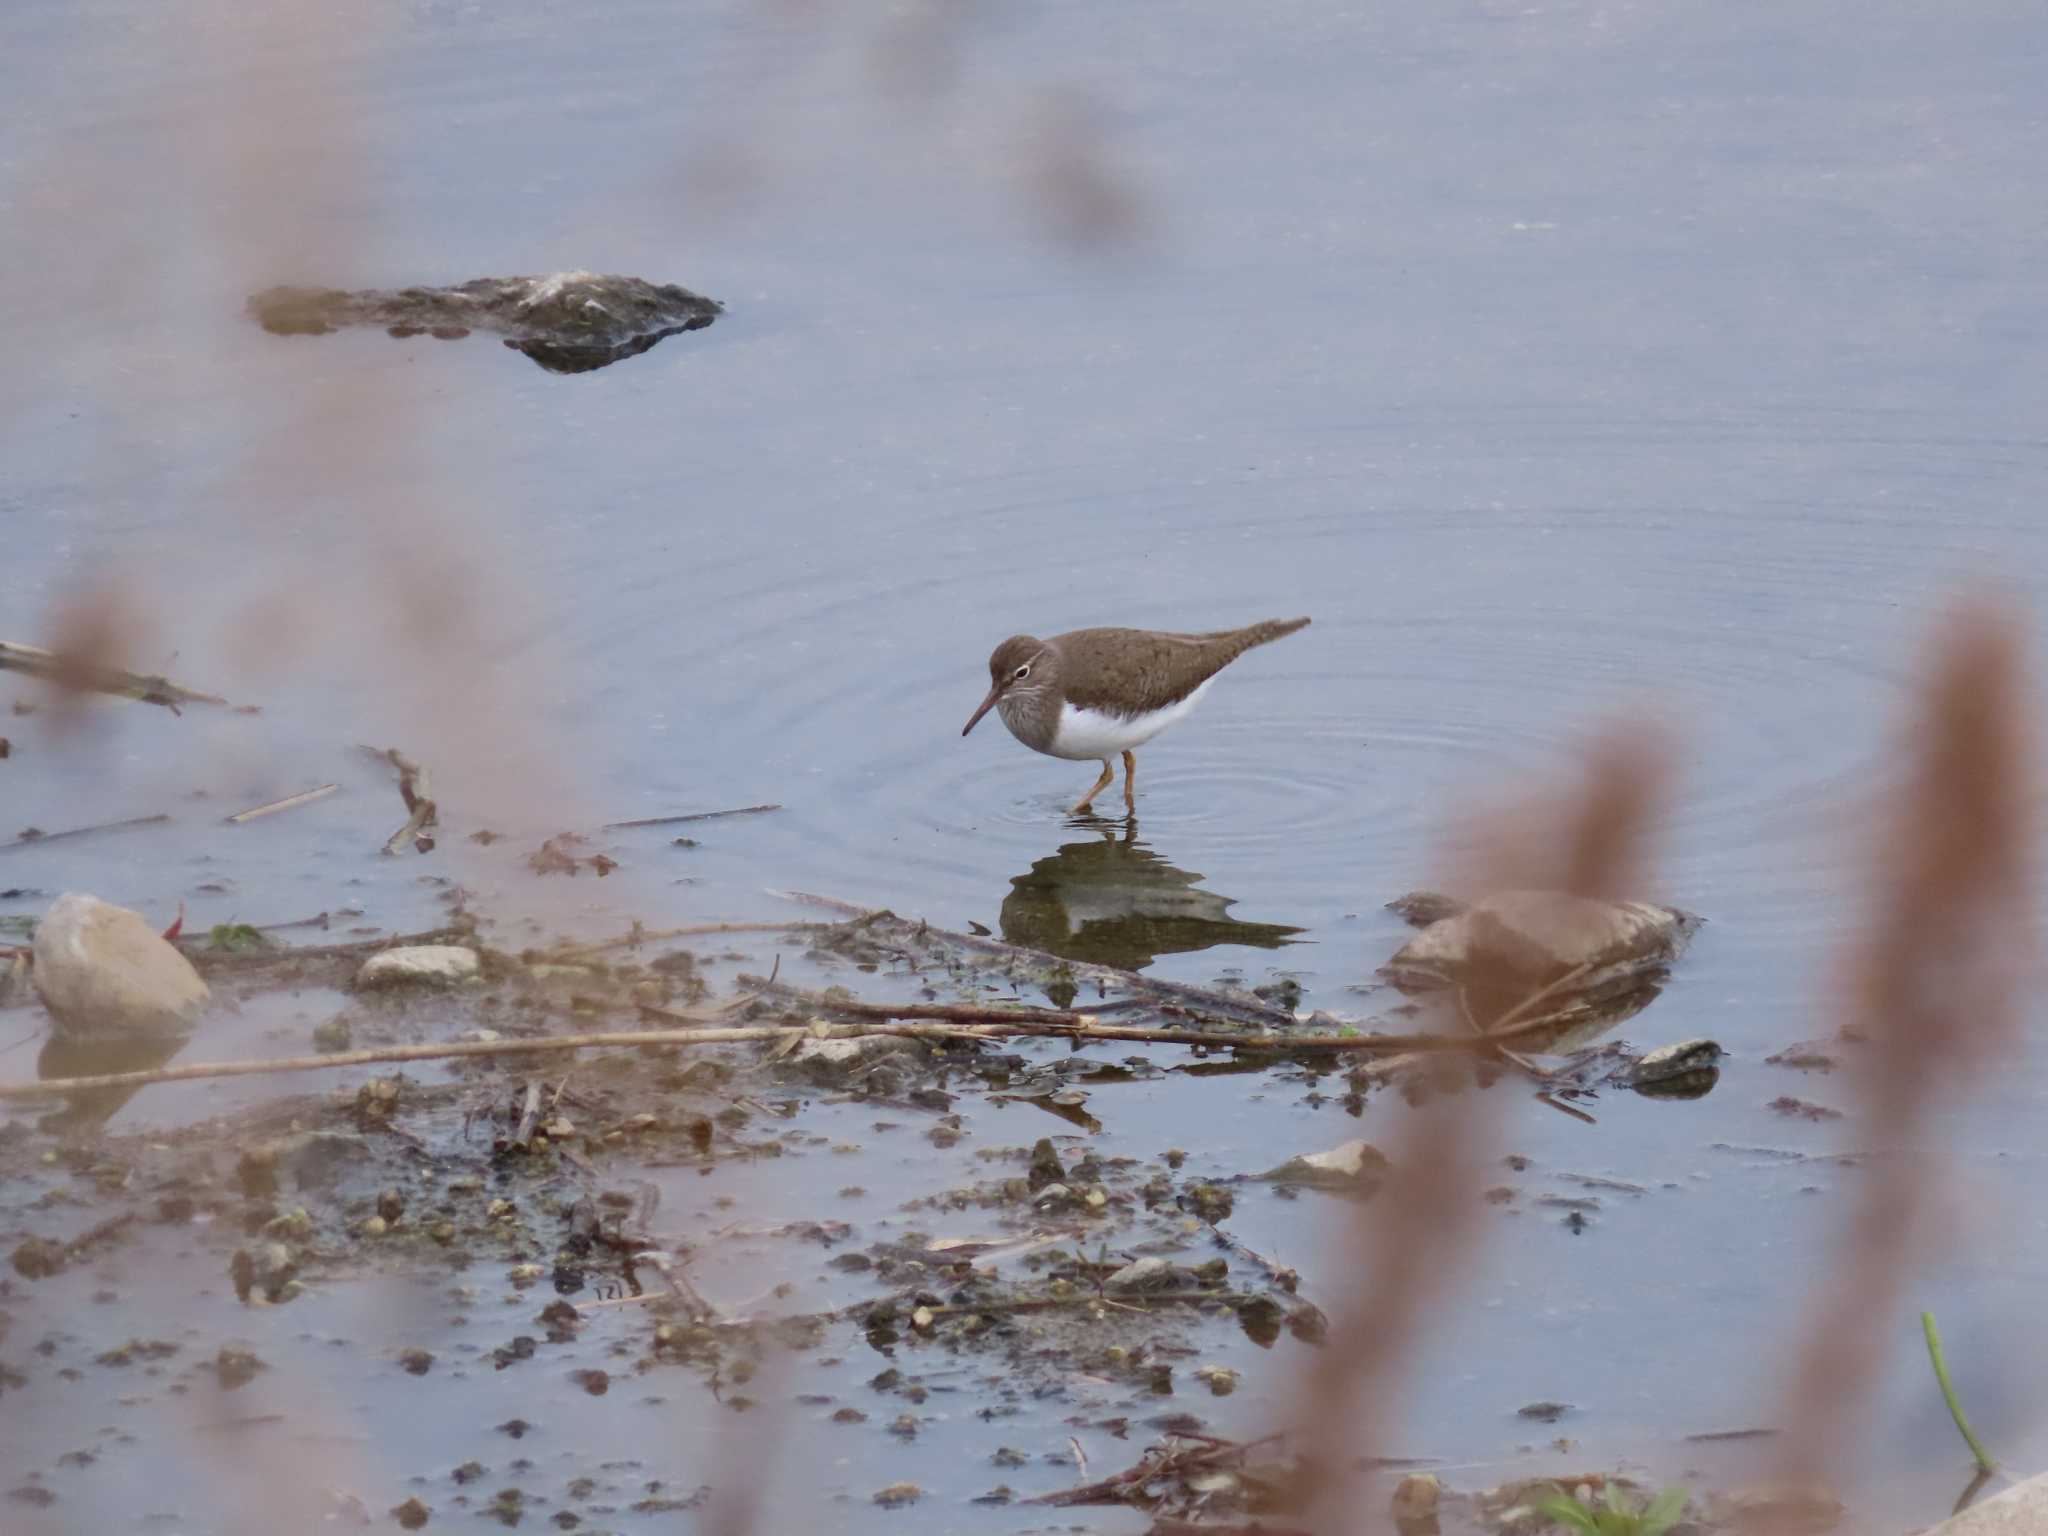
top-left (539, 920), bottom-right (803, 961)
top-left (2, 813), bottom-right (173, 855)
top-left (225, 783), bottom-right (339, 824)
top-left (603, 803), bottom-right (783, 830)
top-left (0, 638), bottom-right (235, 711)
top-left (0, 1007), bottom-right (1492, 1103)
top-left (714, 983), bottom-right (1474, 1051)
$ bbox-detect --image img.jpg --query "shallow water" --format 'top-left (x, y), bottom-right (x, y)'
top-left (6, 0), bottom-right (2048, 1528)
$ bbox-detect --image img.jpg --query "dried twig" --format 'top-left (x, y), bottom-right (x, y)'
top-left (369, 746), bottom-right (438, 854)
top-left (0, 638), bottom-right (232, 711)
top-left (541, 920), bottom-right (805, 961)
top-left (226, 784), bottom-right (339, 824)
top-left (177, 923), bottom-right (469, 966)
top-left (0, 1009), bottom-right (1489, 1103)
top-left (503, 1081), bottom-right (544, 1150)
top-left (2, 813), bottom-right (172, 854)
top-left (603, 804), bottom-right (783, 830)
top-left (700, 988), bottom-right (1473, 1053)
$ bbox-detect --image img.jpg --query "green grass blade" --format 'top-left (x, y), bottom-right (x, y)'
top-left (1923, 1310), bottom-right (1998, 1473)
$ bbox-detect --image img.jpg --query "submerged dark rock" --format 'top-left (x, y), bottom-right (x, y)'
top-left (248, 273), bottom-right (723, 374)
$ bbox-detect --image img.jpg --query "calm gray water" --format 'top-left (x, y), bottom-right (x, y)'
top-left (6, 0), bottom-right (2048, 1530)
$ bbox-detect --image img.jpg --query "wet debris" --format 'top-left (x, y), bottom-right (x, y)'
top-left (528, 834), bottom-right (617, 877)
top-left (229, 1241), bottom-right (301, 1304)
top-left (248, 272), bottom-right (722, 374)
top-left (367, 747), bottom-right (438, 855)
top-left (355, 945), bottom-right (482, 989)
top-left (213, 1345), bottom-right (266, 1390)
top-left (1767, 1096), bottom-right (1843, 1122)
top-left (11, 1237), bottom-right (66, 1279)
top-left (1390, 1471), bottom-right (1441, 1529)
top-left (1711, 1482), bottom-right (1844, 1532)
top-left (1766, 1041), bottom-right (1843, 1072)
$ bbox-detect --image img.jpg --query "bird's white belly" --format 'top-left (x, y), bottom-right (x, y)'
top-left (1044, 679), bottom-right (1212, 761)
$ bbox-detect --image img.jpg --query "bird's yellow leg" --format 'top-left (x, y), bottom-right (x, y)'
top-left (1121, 750), bottom-right (1137, 813)
top-left (1072, 759), bottom-right (1116, 815)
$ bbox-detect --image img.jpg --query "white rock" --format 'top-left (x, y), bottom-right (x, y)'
top-left (1258, 1138), bottom-right (1390, 1190)
top-left (31, 892), bottom-right (209, 1042)
top-left (792, 1037), bottom-right (867, 1067)
top-left (1104, 1257), bottom-right (1178, 1292)
top-left (355, 945), bottom-right (481, 989)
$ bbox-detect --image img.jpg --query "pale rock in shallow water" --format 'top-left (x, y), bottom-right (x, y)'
top-left (1256, 1139), bottom-right (1390, 1191)
top-left (31, 892), bottom-right (209, 1043)
top-left (355, 946), bottom-right (481, 989)
top-left (1379, 889), bottom-right (1699, 991)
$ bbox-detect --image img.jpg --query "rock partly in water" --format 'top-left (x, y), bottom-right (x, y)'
top-left (31, 893), bottom-right (209, 1042)
top-left (1380, 890), bottom-right (1700, 992)
top-left (355, 946), bottom-right (482, 989)
top-left (1378, 888), bottom-right (1701, 1052)
top-left (1627, 1037), bottom-right (1724, 1098)
top-left (248, 272), bottom-right (722, 374)
top-left (1255, 1139), bottom-right (1389, 1193)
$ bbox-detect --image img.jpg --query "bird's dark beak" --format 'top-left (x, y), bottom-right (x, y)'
top-left (961, 682), bottom-right (1004, 737)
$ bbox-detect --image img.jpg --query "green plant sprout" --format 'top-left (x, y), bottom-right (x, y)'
top-left (1923, 1310), bottom-right (1998, 1473)
top-left (1535, 1482), bottom-right (1688, 1536)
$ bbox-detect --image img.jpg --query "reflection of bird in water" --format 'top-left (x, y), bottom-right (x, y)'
top-left (1378, 889), bottom-right (1701, 1056)
top-left (999, 820), bottom-right (1303, 971)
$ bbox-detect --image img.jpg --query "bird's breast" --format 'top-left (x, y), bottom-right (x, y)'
top-left (1042, 679), bottom-right (1213, 760)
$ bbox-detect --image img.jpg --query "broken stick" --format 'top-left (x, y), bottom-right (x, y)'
top-left (0, 640), bottom-right (232, 711)
top-left (226, 784), bottom-right (340, 824)
top-left (0, 1013), bottom-right (1485, 1102)
top-left (369, 747), bottom-right (438, 854)
top-left (602, 804), bottom-right (782, 830)
top-left (2, 813), bottom-right (172, 855)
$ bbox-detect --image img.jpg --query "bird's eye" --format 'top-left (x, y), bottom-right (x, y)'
top-left (1013, 665), bottom-right (1031, 680)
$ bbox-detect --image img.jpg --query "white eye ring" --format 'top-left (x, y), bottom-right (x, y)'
top-left (1013, 665), bottom-right (1031, 680)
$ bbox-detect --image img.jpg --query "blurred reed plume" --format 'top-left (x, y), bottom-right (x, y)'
top-left (1288, 721), bottom-right (1675, 1534)
top-left (1764, 592), bottom-right (2038, 1506)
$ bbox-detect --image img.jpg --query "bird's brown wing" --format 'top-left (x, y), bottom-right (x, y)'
top-left (1055, 618), bottom-right (1309, 718)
